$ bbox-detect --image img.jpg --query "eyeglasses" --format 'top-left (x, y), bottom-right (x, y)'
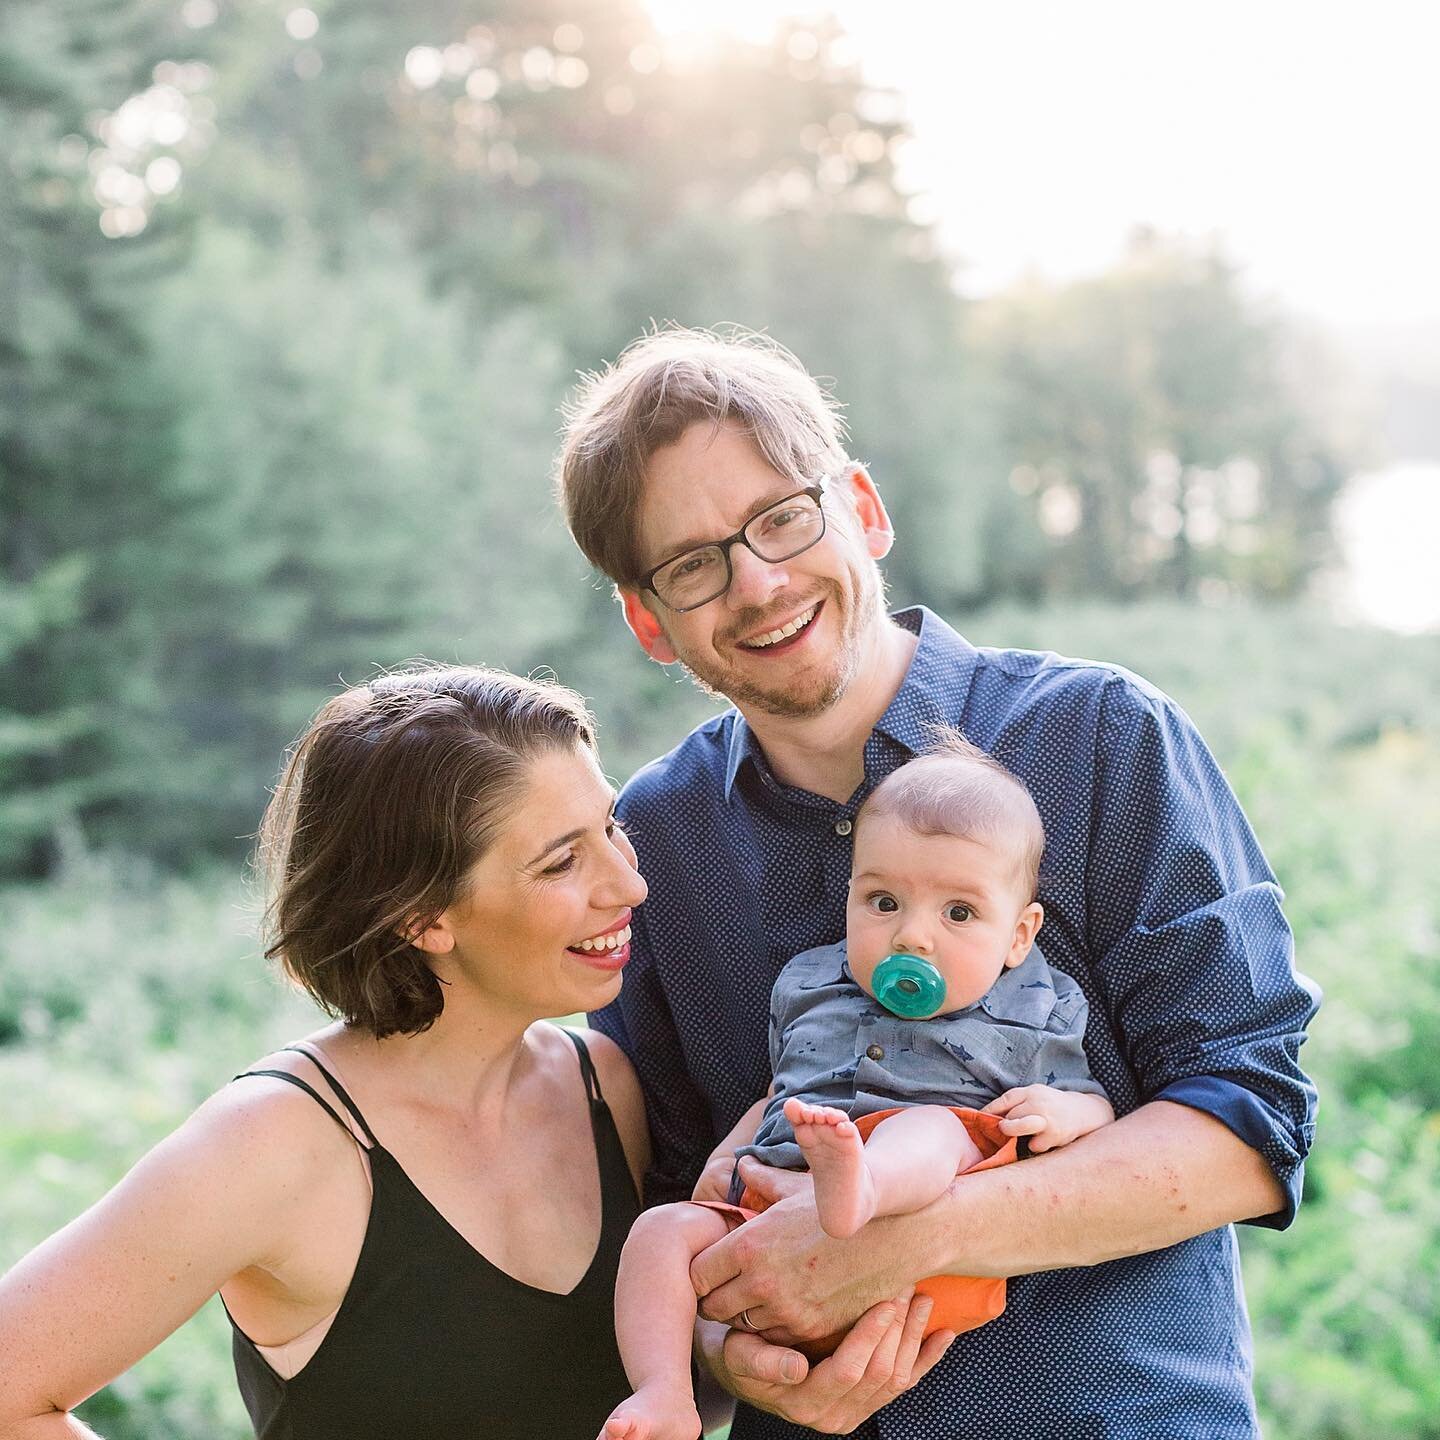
top-left (639, 484), bottom-right (828, 612)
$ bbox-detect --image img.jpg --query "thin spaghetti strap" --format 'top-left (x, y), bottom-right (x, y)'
top-left (562, 1028), bottom-right (604, 1104)
top-left (233, 1069), bottom-right (372, 1149)
top-left (282, 1043), bottom-right (381, 1147)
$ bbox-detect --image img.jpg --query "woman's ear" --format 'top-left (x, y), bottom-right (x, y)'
top-left (406, 914), bottom-right (456, 957)
top-left (620, 588), bottom-right (678, 664)
top-left (1004, 901), bottom-right (1045, 968)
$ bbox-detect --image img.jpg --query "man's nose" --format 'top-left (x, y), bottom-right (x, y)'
top-left (724, 541), bottom-right (790, 611)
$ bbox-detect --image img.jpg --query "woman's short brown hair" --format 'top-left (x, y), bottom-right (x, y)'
top-left (556, 325), bottom-right (852, 588)
top-left (256, 665), bottom-right (596, 1037)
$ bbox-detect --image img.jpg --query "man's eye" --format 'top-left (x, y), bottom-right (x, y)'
top-left (947, 904), bottom-right (972, 923)
top-left (762, 506), bottom-right (803, 532)
top-left (669, 550), bottom-right (720, 580)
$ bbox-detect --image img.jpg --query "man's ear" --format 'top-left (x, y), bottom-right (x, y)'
top-left (620, 587), bottom-right (678, 664)
top-left (842, 466), bottom-right (895, 559)
top-left (1004, 901), bottom-right (1045, 968)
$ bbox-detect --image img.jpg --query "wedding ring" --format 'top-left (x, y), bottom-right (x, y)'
top-left (737, 1309), bottom-right (759, 1332)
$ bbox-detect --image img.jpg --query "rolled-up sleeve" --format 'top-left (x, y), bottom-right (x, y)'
top-left (1087, 678), bottom-right (1321, 1229)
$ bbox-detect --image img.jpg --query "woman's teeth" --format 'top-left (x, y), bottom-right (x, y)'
top-left (571, 924), bottom-right (631, 953)
top-left (742, 604), bottom-right (818, 649)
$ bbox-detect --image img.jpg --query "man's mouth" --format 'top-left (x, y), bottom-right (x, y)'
top-left (737, 602), bottom-right (822, 652)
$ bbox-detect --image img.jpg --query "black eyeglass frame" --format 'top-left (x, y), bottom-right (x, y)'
top-left (638, 482), bottom-right (829, 613)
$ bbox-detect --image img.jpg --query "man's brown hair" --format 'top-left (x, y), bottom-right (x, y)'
top-left (857, 729), bottom-right (1047, 899)
top-left (256, 665), bottom-right (596, 1037)
top-left (556, 325), bottom-right (851, 588)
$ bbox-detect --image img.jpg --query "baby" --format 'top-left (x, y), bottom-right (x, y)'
top-left (600, 732), bottom-right (1114, 1440)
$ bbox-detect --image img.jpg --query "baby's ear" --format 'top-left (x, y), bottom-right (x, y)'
top-left (1004, 901), bottom-right (1044, 967)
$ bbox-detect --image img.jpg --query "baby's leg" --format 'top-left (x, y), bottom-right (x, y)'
top-left (786, 1099), bottom-right (983, 1239)
top-left (602, 1202), bottom-right (734, 1440)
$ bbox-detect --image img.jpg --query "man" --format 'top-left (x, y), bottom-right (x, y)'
top-left (556, 327), bottom-right (1318, 1438)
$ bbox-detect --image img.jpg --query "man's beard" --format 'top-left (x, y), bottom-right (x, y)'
top-left (667, 561), bottom-right (887, 720)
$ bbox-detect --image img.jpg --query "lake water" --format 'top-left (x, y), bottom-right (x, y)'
top-left (1328, 460), bottom-right (1440, 633)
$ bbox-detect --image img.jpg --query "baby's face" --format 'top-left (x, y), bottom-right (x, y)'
top-left (845, 814), bottom-right (1043, 1018)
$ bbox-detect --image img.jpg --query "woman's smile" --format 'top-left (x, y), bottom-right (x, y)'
top-left (567, 914), bottom-right (634, 971)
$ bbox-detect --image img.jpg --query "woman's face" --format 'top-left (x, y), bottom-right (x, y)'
top-left (427, 744), bottom-right (648, 1022)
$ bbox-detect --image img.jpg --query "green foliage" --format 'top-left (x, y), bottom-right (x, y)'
top-left (1, 0), bottom-right (1356, 878)
top-left (0, 849), bottom-right (311, 1439)
top-left (1, 604), bottom-right (1435, 1438)
top-left (0, 0), bottom-right (1421, 1430)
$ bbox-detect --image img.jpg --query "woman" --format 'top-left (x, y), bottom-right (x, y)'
top-left (0, 666), bottom-right (938, 1439)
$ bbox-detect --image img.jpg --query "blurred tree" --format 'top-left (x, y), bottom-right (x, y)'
top-left (0, 0), bottom-right (196, 873)
top-left (968, 231), bottom-right (1350, 601)
top-left (1, 4), bottom-right (1362, 877)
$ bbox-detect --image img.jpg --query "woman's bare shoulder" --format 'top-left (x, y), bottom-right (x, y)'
top-left (181, 1038), bottom-right (365, 1178)
top-left (549, 1024), bottom-right (651, 1184)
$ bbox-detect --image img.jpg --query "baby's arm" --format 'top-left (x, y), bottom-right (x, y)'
top-left (691, 1093), bottom-right (771, 1203)
top-left (605, 1202), bottom-right (736, 1440)
top-left (981, 1085), bottom-right (1115, 1153)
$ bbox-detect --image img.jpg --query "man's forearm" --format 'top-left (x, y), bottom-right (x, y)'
top-left (910, 1100), bottom-right (1286, 1279)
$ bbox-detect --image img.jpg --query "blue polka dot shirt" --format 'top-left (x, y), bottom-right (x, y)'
top-left (592, 606), bottom-right (1320, 1440)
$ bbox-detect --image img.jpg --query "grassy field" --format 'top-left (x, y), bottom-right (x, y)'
top-left (2, 601), bottom-right (1436, 1438)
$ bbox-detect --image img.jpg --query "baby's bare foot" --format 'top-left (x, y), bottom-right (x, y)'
top-left (784, 1098), bottom-right (877, 1238)
top-left (599, 1383), bottom-right (701, 1440)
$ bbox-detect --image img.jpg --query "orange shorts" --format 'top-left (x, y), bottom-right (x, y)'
top-left (694, 1105), bottom-right (1021, 1352)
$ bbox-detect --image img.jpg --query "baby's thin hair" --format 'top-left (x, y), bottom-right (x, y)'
top-left (856, 729), bottom-right (1045, 898)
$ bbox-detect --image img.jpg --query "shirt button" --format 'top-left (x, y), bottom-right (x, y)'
top-left (835, 819), bottom-right (853, 835)
top-left (865, 1043), bottom-right (885, 1061)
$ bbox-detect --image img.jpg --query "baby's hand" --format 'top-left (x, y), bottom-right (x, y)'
top-left (691, 1150), bottom-right (739, 1204)
top-left (982, 1085), bottom-right (1114, 1153)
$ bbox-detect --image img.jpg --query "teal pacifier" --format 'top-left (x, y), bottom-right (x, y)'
top-left (871, 953), bottom-right (948, 1019)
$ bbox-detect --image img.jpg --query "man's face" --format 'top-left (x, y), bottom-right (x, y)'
top-left (623, 419), bottom-right (893, 719)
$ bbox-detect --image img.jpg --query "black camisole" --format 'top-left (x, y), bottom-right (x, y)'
top-left (227, 1030), bottom-right (639, 1439)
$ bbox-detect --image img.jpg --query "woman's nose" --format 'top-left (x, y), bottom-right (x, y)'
top-left (604, 832), bottom-right (648, 908)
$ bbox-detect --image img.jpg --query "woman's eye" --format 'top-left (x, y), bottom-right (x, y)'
top-left (543, 854), bottom-right (577, 876)
top-left (947, 904), bottom-right (972, 923)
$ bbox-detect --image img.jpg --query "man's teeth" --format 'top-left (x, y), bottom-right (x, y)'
top-left (742, 605), bottom-right (818, 650)
top-left (572, 924), bottom-right (632, 953)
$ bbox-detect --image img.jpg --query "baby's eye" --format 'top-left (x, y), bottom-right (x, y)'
top-left (871, 894), bottom-right (899, 913)
top-left (946, 903), bottom-right (973, 923)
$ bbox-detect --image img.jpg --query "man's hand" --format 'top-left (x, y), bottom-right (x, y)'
top-left (698, 1293), bottom-right (954, 1433)
top-left (689, 1158), bottom-right (929, 1342)
top-left (982, 1086), bottom-right (1115, 1153)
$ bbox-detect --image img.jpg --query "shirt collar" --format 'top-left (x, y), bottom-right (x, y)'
top-left (870, 606), bottom-right (980, 759)
top-left (976, 946), bottom-right (1060, 1027)
top-left (721, 606), bottom-right (981, 801)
